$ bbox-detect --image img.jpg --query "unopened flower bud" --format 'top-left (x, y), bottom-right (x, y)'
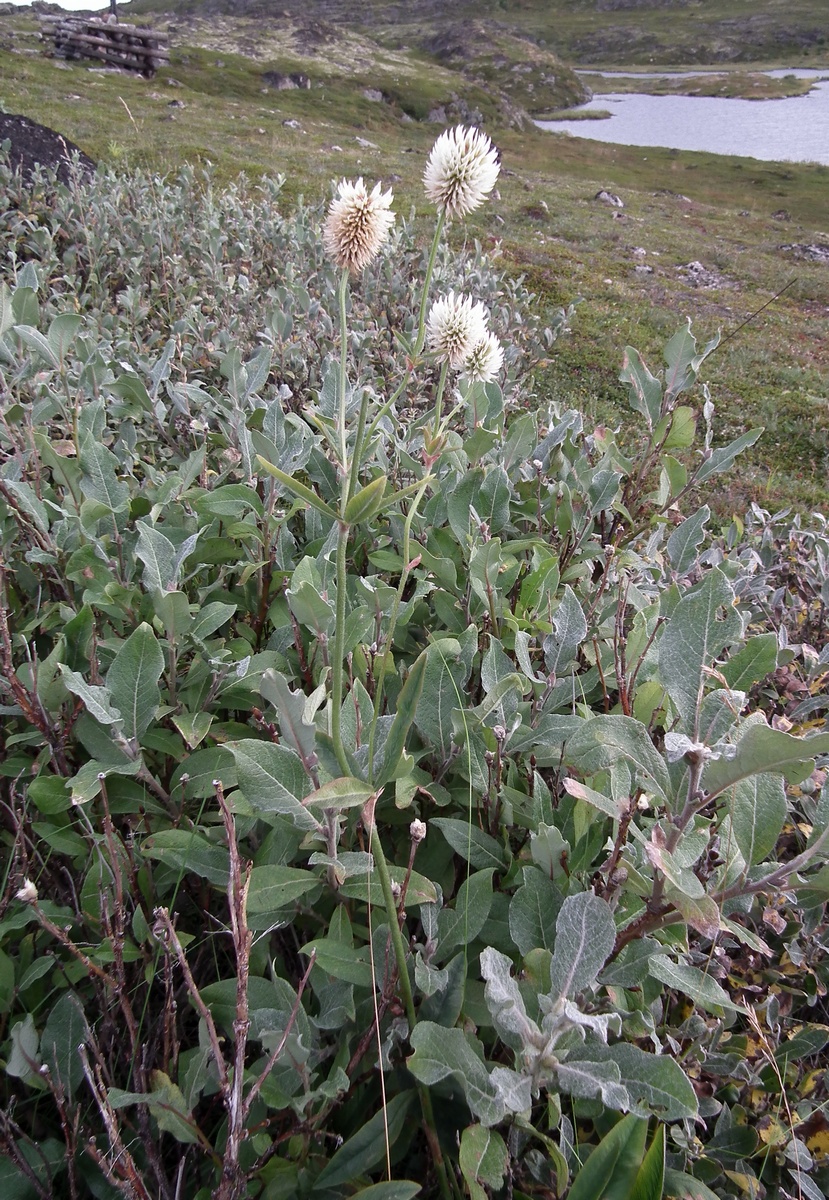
top-left (410, 819), bottom-right (427, 844)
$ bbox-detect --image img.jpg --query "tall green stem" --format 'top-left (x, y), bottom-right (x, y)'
top-left (432, 361), bottom-right (449, 439)
top-left (330, 520), bottom-right (351, 777)
top-left (330, 268), bottom-right (353, 775)
top-left (367, 480), bottom-right (429, 785)
top-left (413, 211), bottom-right (445, 358)
top-left (368, 820), bottom-right (456, 1200)
top-left (337, 268), bottom-right (350, 494)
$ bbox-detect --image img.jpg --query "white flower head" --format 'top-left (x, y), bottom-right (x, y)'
top-left (462, 331), bottom-right (504, 383)
top-left (323, 177), bottom-right (395, 273)
top-left (424, 125), bottom-right (500, 219)
top-left (426, 292), bottom-right (489, 369)
top-left (16, 879), bottom-right (38, 904)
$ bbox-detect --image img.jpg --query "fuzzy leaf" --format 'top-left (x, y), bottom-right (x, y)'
top-left (106, 623), bottom-right (164, 740)
top-left (549, 891), bottom-right (616, 1001)
top-left (658, 568), bottom-right (742, 735)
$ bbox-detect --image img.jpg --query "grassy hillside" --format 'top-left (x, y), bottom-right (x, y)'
top-left (1, 1), bottom-right (828, 512)
top-left (127, 0), bottom-right (829, 67)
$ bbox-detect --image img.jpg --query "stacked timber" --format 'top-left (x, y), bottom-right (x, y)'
top-left (41, 16), bottom-right (170, 75)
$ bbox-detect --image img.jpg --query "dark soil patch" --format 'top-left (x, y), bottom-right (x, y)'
top-left (0, 112), bottom-right (96, 185)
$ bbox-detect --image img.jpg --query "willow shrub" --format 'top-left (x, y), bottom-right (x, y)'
top-left (1, 153), bottom-right (828, 1200)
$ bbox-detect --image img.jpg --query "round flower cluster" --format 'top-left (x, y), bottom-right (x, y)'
top-left (426, 292), bottom-right (504, 383)
top-left (323, 178), bottom-right (395, 273)
top-left (423, 125), bottom-right (500, 220)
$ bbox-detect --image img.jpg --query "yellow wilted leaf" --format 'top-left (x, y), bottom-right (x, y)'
top-left (723, 1169), bottom-right (761, 1198)
top-left (756, 1115), bottom-right (788, 1149)
top-left (805, 1130), bottom-right (829, 1164)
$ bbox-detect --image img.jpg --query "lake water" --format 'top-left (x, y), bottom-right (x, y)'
top-left (538, 71), bottom-right (829, 165)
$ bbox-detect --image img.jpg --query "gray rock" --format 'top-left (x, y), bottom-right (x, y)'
top-left (362, 88), bottom-right (384, 102)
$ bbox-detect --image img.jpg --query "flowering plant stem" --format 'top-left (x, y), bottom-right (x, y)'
top-left (367, 819), bottom-right (456, 1200)
top-left (331, 268), bottom-right (354, 775)
top-left (414, 211), bottom-right (445, 357)
top-left (367, 479), bottom-right (430, 783)
top-left (432, 361), bottom-right (449, 439)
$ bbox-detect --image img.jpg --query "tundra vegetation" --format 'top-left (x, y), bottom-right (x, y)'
top-left (1, 3), bottom-right (829, 1200)
top-left (1, 121), bottom-right (829, 1199)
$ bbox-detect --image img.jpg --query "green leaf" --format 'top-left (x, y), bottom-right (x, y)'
top-left (730, 772), bottom-right (788, 865)
top-left (620, 347), bottom-right (662, 428)
top-left (256, 457), bottom-right (338, 520)
top-left (432, 817), bottom-right (508, 870)
top-left (58, 667), bottom-right (123, 729)
top-left (78, 439), bottom-right (130, 514)
top-left (247, 866), bottom-right (321, 913)
top-left (41, 994), bottom-right (87, 1098)
top-left (301, 777), bottom-right (374, 812)
top-left (459, 1125), bottom-right (508, 1200)
top-left (149, 1071), bottom-right (201, 1144)
top-left (664, 1170), bottom-right (721, 1200)
top-left (143, 829), bottom-right (229, 887)
top-left (629, 1125), bottom-right (665, 1200)
top-left (658, 568), bottom-right (742, 734)
top-left (663, 405), bottom-right (696, 450)
top-left (0, 282), bottom-right (13, 337)
top-left (543, 586), bottom-right (587, 675)
top-left (666, 506), bottom-right (710, 576)
top-left (722, 633), bottom-right (778, 691)
top-left (1, 479), bottom-right (50, 534)
top-left (694, 428), bottom-right (763, 484)
top-left (259, 669), bottom-right (318, 764)
top-left (414, 637), bottom-right (466, 757)
top-left (47, 312), bottom-right (83, 361)
top-left (172, 712), bottom-right (214, 749)
top-left (703, 724), bottom-right (829, 799)
top-left (549, 891), bottom-right (616, 1001)
top-left (338, 866), bottom-right (438, 908)
top-left (648, 954), bottom-right (743, 1013)
top-left (301, 937), bottom-right (373, 987)
top-left (509, 866), bottom-right (563, 956)
top-left (312, 1091), bottom-right (416, 1189)
top-left (555, 1058), bottom-right (629, 1110)
top-left (350, 1186), bottom-right (421, 1200)
top-left (567, 1115), bottom-right (646, 1200)
top-left (566, 716), bottom-right (672, 805)
top-left (106, 623), bottom-right (164, 741)
top-left (578, 1044), bottom-right (698, 1120)
top-left (439, 868), bottom-right (495, 956)
top-left (7, 1014), bottom-right (40, 1083)
top-left (481, 947), bottom-right (541, 1049)
top-left (663, 321), bottom-right (719, 401)
top-left (192, 484), bottom-right (263, 519)
top-left (408, 1022), bottom-right (503, 1126)
top-left (227, 739), bottom-right (320, 830)
top-left (344, 474), bottom-right (388, 525)
top-left (377, 651), bottom-right (427, 786)
top-left (14, 324), bottom-right (59, 368)
top-left (0, 949), bottom-right (14, 1015)
top-left (774, 1024), bottom-right (829, 1064)
top-left (135, 523), bottom-right (179, 592)
top-left (189, 602), bottom-right (236, 642)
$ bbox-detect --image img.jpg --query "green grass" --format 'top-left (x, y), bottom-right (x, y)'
top-left (2, 3), bottom-right (828, 514)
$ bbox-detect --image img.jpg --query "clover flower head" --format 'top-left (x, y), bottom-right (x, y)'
top-left (426, 292), bottom-right (489, 369)
top-left (462, 331), bottom-right (504, 383)
top-left (423, 125), bottom-right (500, 219)
top-left (323, 177), bottom-right (395, 272)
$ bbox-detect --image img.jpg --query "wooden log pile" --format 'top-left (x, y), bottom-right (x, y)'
top-left (41, 16), bottom-right (170, 75)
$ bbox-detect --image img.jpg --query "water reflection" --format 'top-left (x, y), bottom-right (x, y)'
top-left (540, 73), bottom-right (829, 164)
